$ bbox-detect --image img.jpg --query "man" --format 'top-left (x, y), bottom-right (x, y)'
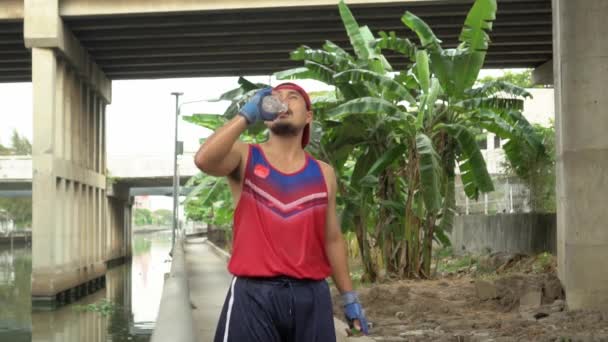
top-left (194, 82), bottom-right (368, 342)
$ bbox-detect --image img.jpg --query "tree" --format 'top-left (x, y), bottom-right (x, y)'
top-left (0, 198), bottom-right (32, 229)
top-left (274, 0), bottom-right (544, 279)
top-left (478, 69), bottom-right (536, 89)
top-left (0, 130), bottom-right (32, 156)
top-left (10, 131), bottom-right (32, 155)
top-left (152, 209), bottom-right (173, 226)
top-left (181, 0), bottom-right (544, 281)
top-left (133, 208), bottom-right (153, 226)
top-left (0, 144), bottom-right (11, 156)
top-left (503, 122), bottom-right (555, 212)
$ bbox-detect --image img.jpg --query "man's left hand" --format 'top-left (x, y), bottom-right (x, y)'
top-left (342, 291), bottom-right (369, 335)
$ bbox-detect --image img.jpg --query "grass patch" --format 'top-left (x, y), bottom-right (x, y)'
top-left (73, 299), bottom-right (119, 317)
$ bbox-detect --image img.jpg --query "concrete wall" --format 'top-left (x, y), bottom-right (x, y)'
top-left (450, 213), bottom-right (556, 255)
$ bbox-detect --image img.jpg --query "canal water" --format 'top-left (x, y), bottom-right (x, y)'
top-left (0, 230), bottom-right (172, 342)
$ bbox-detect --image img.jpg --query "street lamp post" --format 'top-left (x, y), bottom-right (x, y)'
top-left (171, 92), bottom-right (183, 254)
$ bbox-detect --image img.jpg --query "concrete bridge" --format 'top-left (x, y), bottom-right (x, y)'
top-left (0, 154), bottom-right (199, 197)
top-left (0, 0), bottom-right (606, 335)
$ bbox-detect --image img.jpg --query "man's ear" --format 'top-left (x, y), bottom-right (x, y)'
top-left (306, 110), bottom-right (313, 124)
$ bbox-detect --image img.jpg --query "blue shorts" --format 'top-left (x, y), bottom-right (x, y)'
top-left (213, 276), bottom-right (337, 342)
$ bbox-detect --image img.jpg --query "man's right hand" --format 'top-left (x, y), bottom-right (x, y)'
top-left (238, 87), bottom-right (277, 125)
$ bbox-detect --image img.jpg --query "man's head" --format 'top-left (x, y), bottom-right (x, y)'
top-left (265, 82), bottom-right (312, 147)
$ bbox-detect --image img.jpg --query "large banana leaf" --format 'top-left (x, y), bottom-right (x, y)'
top-left (373, 31), bottom-right (416, 60)
top-left (334, 69), bottom-right (415, 104)
top-left (416, 133), bottom-right (442, 212)
top-left (429, 49), bottom-right (457, 97)
top-left (395, 71), bottom-right (420, 91)
top-left (440, 124), bottom-right (494, 199)
top-left (467, 80), bottom-right (531, 98)
top-left (325, 116), bottom-right (370, 152)
top-left (474, 108), bottom-right (519, 139)
top-left (323, 40), bottom-right (354, 60)
top-left (183, 176), bottom-right (224, 206)
top-left (474, 108), bottom-right (545, 178)
top-left (351, 147), bottom-right (379, 188)
top-left (311, 93), bottom-right (339, 112)
top-left (359, 25), bottom-right (392, 72)
top-left (425, 78), bottom-right (442, 121)
top-left (304, 61), bottom-right (336, 84)
top-left (275, 61), bottom-right (336, 85)
top-left (401, 12), bottom-right (442, 50)
top-left (274, 67), bottom-right (316, 81)
top-left (338, 0), bottom-right (369, 60)
top-left (499, 110), bottom-right (545, 154)
top-left (437, 173), bottom-right (455, 241)
top-left (327, 96), bottom-right (404, 119)
top-left (502, 139), bottom-right (538, 180)
top-left (455, 0), bottom-right (497, 91)
top-left (182, 114), bottom-right (226, 130)
top-left (290, 46), bottom-right (356, 70)
top-left (366, 144), bottom-right (407, 177)
top-left (416, 50), bottom-right (430, 93)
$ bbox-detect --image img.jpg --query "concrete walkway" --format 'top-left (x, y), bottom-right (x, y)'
top-left (183, 237), bottom-right (233, 342)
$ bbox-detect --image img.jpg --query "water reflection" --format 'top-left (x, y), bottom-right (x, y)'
top-left (0, 245), bottom-right (31, 342)
top-left (0, 230), bottom-right (172, 342)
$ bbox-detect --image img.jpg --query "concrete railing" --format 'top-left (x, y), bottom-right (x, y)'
top-left (150, 237), bottom-right (196, 342)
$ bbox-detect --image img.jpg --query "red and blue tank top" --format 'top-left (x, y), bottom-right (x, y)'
top-left (228, 144), bottom-right (332, 280)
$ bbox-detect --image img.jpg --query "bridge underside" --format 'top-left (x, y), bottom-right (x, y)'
top-left (1, 0), bottom-right (551, 82)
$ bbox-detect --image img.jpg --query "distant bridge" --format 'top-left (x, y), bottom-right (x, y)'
top-left (0, 154), bottom-right (201, 197)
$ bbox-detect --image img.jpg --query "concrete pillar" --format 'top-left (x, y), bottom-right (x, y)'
top-left (25, 0), bottom-right (117, 307)
top-left (554, 0), bottom-right (608, 310)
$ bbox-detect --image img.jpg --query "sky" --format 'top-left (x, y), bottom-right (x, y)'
top-left (0, 76), bottom-right (335, 156)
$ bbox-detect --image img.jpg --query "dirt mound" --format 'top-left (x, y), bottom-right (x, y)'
top-left (332, 254), bottom-right (607, 341)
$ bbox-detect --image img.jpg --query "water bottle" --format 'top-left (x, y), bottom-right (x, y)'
top-left (261, 95), bottom-right (288, 114)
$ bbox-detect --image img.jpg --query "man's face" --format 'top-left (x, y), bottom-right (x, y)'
top-left (265, 88), bottom-right (312, 136)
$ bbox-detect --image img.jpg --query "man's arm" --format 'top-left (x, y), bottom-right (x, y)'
top-left (322, 163), bottom-right (368, 334)
top-left (323, 164), bottom-right (354, 294)
top-left (193, 115), bottom-right (248, 177)
top-left (194, 87), bottom-right (277, 177)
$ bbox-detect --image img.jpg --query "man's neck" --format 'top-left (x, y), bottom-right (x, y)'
top-left (264, 135), bottom-right (304, 159)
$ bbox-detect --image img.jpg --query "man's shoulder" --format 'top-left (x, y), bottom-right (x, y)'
top-left (311, 157), bottom-right (333, 173)
top-left (312, 158), bottom-right (336, 184)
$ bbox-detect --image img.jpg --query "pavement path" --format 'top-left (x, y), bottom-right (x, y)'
top-left (183, 237), bottom-right (232, 342)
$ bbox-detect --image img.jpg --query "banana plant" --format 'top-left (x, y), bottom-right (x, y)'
top-left (274, 0), bottom-right (545, 279)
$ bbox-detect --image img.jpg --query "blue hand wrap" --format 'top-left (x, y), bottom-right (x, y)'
top-left (342, 291), bottom-right (369, 334)
top-left (239, 87), bottom-right (275, 125)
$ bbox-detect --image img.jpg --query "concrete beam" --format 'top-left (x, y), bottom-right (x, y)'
top-left (532, 58), bottom-right (553, 85)
top-left (24, 0), bottom-right (111, 103)
top-left (59, 0), bottom-right (438, 17)
top-left (0, 0), bottom-right (24, 20)
top-left (54, 158), bottom-right (106, 190)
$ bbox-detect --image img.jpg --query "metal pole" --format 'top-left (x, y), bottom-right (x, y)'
top-left (484, 193), bottom-right (488, 215)
top-left (171, 92), bottom-right (183, 254)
